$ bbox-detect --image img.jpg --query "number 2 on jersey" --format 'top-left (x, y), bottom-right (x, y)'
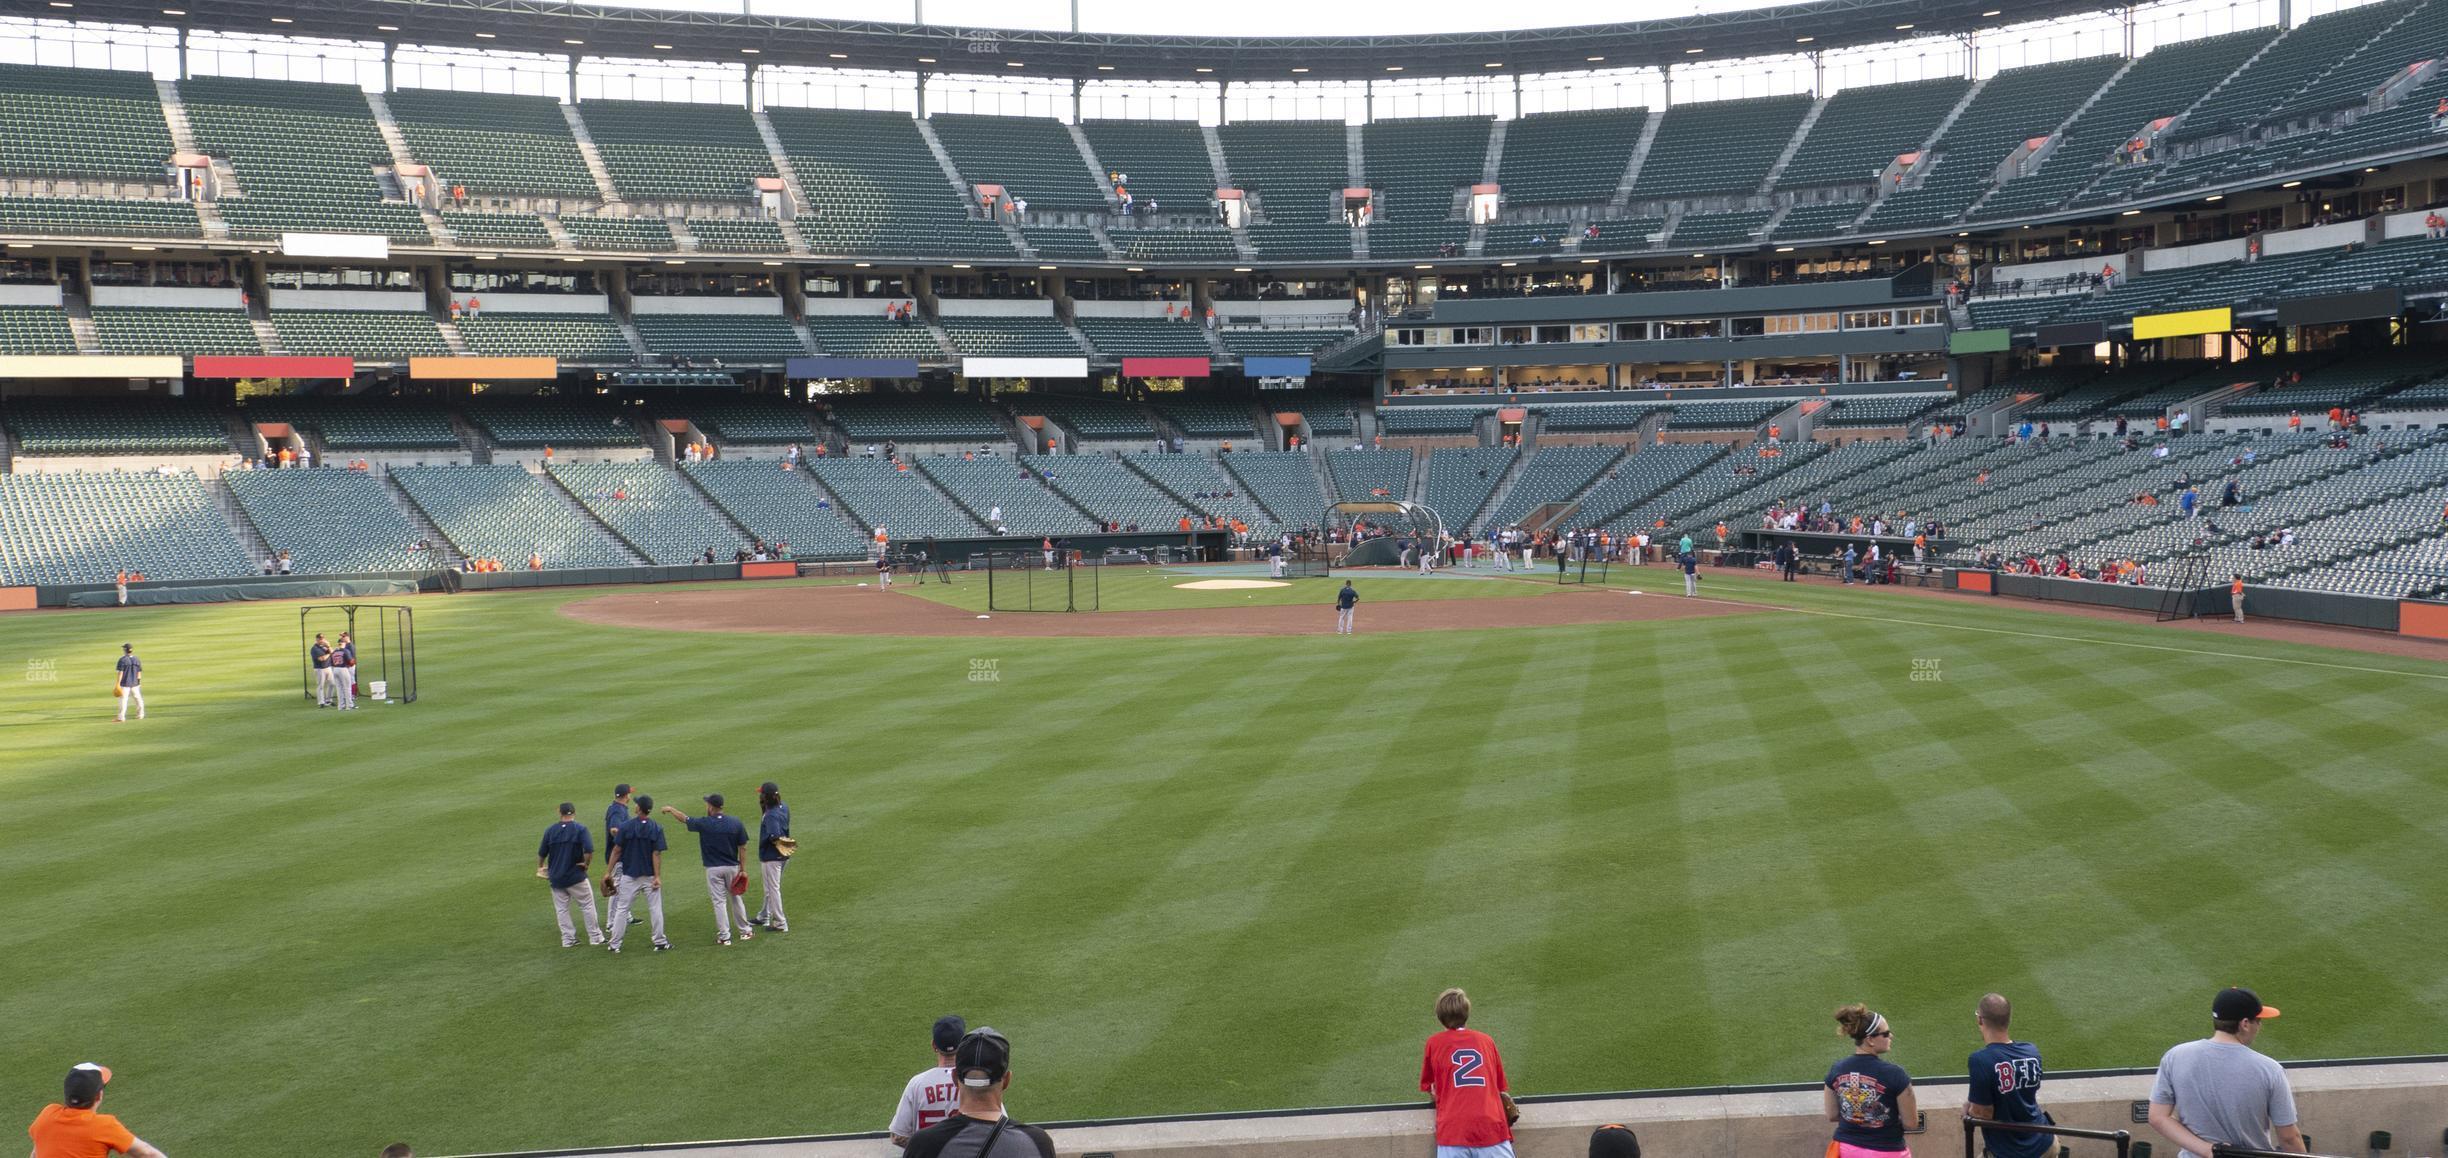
top-left (1451, 1048), bottom-right (1486, 1087)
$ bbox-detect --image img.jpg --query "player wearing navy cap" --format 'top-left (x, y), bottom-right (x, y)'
top-left (309, 633), bottom-right (336, 707)
top-left (113, 644), bottom-right (144, 723)
top-left (601, 785), bottom-right (637, 938)
top-left (536, 803), bottom-right (603, 948)
top-left (890, 1015), bottom-right (971, 1146)
top-left (751, 781), bottom-right (791, 934)
top-left (333, 632), bottom-right (357, 711)
top-left (902, 1028), bottom-right (1055, 1158)
top-left (662, 794), bottom-right (753, 946)
top-left (605, 795), bottom-right (670, 953)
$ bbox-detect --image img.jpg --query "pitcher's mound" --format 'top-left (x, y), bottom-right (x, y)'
top-left (1173, 579), bottom-right (1290, 590)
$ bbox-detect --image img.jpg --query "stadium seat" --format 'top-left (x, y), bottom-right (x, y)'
top-left (0, 470), bottom-right (252, 584)
top-left (390, 464), bottom-right (636, 568)
top-left (547, 461), bottom-right (742, 564)
top-left (576, 99), bottom-right (771, 203)
top-left (683, 459), bottom-right (871, 558)
top-left (387, 88), bottom-right (600, 200)
top-left (223, 468), bottom-right (428, 573)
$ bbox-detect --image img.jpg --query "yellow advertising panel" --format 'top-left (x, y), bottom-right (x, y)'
top-left (2131, 307), bottom-right (2232, 340)
top-left (409, 357), bottom-right (558, 380)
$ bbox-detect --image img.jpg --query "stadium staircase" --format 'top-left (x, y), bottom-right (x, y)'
top-left (60, 290), bottom-right (98, 353)
top-left (363, 92), bottom-right (451, 243)
top-left (435, 316), bottom-right (470, 354)
top-left (748, 109), bottom-right (816, 255)
top-left (612, 312), bottom-right (651, 360)
top-left (559, 103), bottom-right (626, 206)
top-left (1757, 97), bottom-right (1828, 193)
top-left (1308, 446), bottom-right (1340, 503)
top-left (1854, 75), bottom-right (1994, 233)
top-left (446, 413), bottom-right (495, 465)
top-left (381, 475), bottom-right (458, 561)
top-left (202, 471), bottom-right (274, 568)
top-left (1609, 110), bottom-right (1667, 213)
top-left (673, 468), bottom-right (762, 543)
top-left (665, 215), bottom-right (702, 253)
top-left (1195, 126), bottom-right (1259, 259)
top-left (0, 422), bottom-right (12, 474)
top-left (534, 467), bottom-right (653, 565)
top-left (244, 294), bottom-right (283, 354)
top-left (223, 411), bottom-right (262, 460)
top-left (1964, 58), bottom-right (2137, 220)
top-left (153, 78), bottom-right (228, 237)
top-left (1065, 123), bottom-right (1116, 210)
top-left (914, 119), bottom-right (974, 207)
top-left (537, 213), bottom-right (574, 248)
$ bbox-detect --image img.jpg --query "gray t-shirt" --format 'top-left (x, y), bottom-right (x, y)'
top-left (2150, 1039), bottom-right (2296, 1151)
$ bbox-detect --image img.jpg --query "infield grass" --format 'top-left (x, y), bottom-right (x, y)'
top-left (4, 574), bottom-right (2446, 1155)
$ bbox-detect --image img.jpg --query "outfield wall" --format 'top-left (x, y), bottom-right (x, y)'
top-left (446, 1058), bottom-right (2448, 1158)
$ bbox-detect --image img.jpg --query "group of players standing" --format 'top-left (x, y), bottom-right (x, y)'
top-left (307, 633), bottom-right (360, 710)
top-left (534, 781), bottom-right (793, 952)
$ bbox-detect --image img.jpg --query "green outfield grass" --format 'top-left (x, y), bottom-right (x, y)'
top-left (4, 575), bottom-right (2447, 1156)
top-left (905, 564), bottom-right (1573, 612)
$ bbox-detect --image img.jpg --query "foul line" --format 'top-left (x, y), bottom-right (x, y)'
top-left (1654, 588), bottom-right (2448, 683)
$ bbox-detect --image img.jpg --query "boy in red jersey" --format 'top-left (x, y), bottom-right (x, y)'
top-left (1421, 987), bottom-right (1516, 1158)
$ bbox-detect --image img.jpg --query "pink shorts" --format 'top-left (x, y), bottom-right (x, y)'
top-left (1831, 1142), bottom-right (1910, 1158)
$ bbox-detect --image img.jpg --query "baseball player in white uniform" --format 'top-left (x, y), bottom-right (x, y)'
top-left (889, 1015), bottom-right (972, 1146)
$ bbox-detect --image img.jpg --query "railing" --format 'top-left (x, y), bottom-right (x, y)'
top-left (1961, 1115), bottom-right (2132, 1158)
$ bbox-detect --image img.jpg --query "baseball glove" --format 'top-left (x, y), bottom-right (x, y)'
top-left (1501, 1092), bottom-right (1520, 1126)
top-left (729, 870), bottom-right (749, 897)
top-left (600, 873), bottom-right (617, 896)
top-left (772, 836), bottom-right (798, 859)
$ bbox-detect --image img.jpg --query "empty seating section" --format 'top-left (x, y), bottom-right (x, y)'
top-left (579, 99), bottom-right (770, 202)
top-left (1980, 29), bottom-right (2271, 217)
top-left (942, 317), bottom-right (1081, 357)
top-left (442, 211), bottom-right (553, 248)
top-left (1022, 227), bottom-right (1109, 261)
top-left (459, 311), bottom-right (631, 359)
top-left (2173, 1), bottom-right (2413, 143)
top-left (2020, 361), bottom-right (2208, 423)
top-left (270, 310), bottom-right (448, 359)
top-left (1081, 120), bottom-right (1217, 209)
top-left (392, 464), bottom-right (634, 567)
top-left (180, 76), bottom-right (430, 242)
top-left (2040, 261), bottom-right (2233, 328)
top-left (1668, 400), bottom-right (1782, 430)
top-left (386, 89), bottom-right (598, 199)
top-left (633, 313), bottom-right (804, 359)
top-left (1483, 221), bottom-right (1572, 255)
top-left (687, 397), bottom-right (813, 445)
top-left (807, 315), bottom-right (946, 359)
top-left (2373, 375), bottom-right (2448, 409)
top-left (1361, 117), bottom-right (1489, 257)
top-left (5, 398), bottom-right (226, 455)
top-left (223, 468), bottom-right (425, 572)
top-left (1302, 407), bottom-right (1359, 437)
top-left (0, 64), bottom-right (174, 181)
top-left (687, 217), bottom-right (787, 252)
top-left (1631, 94), bottom-right (1813, 199)
top-left (1125, 453), bottom-right (1278, 533)
top-left (245, 400), bottom-right (458, 450)
top-left (682, 460), bottom-right (870, 557)
top-left (1223, 329), bottom-right (1349, 357)
top-left (1377, 407), bottom-right (1483, 435)
top-left (547, 462), bottom-right (737, 564)
top-left (1671, 210), bottom-right (1773, 248)
top-left (1584, 216), bottom-right (1666, 252)
top-left (1769, 201), bottom-right (1868, 239)
top-left (90, 307), bottom-right (258, 356)
top-left (1327, 448), bottom-right (1416, 504)
top-left (1077, 316), bottom-right (1210, 357)
top-left (1110, 228), bottom-right (1238, 261)
top-left (466, 400), bottom-right (637, 447)
top-left (1221, 451), bottom-right (1329, 529)
top-left (0, 471), bottom-right (252, 584)
top-left (1608, 442), bottom-right (1823, 533)
top-left (1564, 443), bottom-right (1725, 527)
top-left (923, 455), bottom-right (1098, 534)
top-left (2228, 351), bottom-right (2440, 415)
top-left (1154, 401), bottom-right (1256, 438)
top-left (0, 197), bottom-right (199, 237)
top-left (1865, 56), bottom-right (2122, 229)
top-left (561, 215), bottom-right (675, 250)
top-left (823, 396), bottom-right (1005, 444)
top-left (1968, 291), bottom-right (2087, 331)
top-left (1021, 453), bottom-right (1190, 529)
top-left (1821, 394), bottom-right (1948, 427)
top-left (2275, 234), bottom-right (2448, 301)
top-left (1023, 395), bottom-right (1157, 441)
top-left (1538, 402), bottom-right (1666, 432)
top-left (1779, 77), bottom-right (1972, 190)
top-left (2269, 4), bottom-right (2448, 123)
top-left (929, 115), bottom-right (1105, 211)
top-left (1221, 121), bottom-right (1351, 258)
top-left (1497, 108), bottom-right (1647, 205)
top-left (0, 306), bottom-right (76, 354)
top-left (767, 107), bottom-right (1017, 260)
top-left (804, 457), bottom-right (980, 539)
top-left (1480, 444), bottom-right (1625, 529)
top-left (1422, 447), bottom-right (1515, 529)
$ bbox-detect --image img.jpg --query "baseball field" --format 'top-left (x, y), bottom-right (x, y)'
top-left (5, 566), bottom-right (2447, 1156)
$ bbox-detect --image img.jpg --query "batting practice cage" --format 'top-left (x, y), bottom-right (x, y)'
top-left (297, 604), bottom-right (417, 703)
top-left (985, 550), bottom-right (1102, 612)
top-left (1330, 500), bottom-right (1447, 569)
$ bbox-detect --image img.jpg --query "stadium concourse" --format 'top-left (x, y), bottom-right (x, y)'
top-left (14, 0), bottom-right (2448, 1152)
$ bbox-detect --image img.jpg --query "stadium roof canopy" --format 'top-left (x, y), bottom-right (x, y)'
top-left (15, 0), bottom-right (2112, 82)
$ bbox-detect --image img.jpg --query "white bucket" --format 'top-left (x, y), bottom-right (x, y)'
top-left (368, 680), bottom-right (388, 700)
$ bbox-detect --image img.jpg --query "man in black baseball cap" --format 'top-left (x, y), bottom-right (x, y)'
top-left (904, 1028), bottom-right (1055, 1158)
top-left (29, 1063), bottom-right (168, 1158)
top-left (2147, 987), bottom-right (2303, 1158)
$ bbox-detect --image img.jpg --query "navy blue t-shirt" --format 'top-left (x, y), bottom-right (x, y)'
top-left (758, 805), bottom-right (792, 862)
top-left (604, 800), bottom-right (629, 848)
top-left (1968, 1041), bottom-right (2050, 1158)
top-left (1826, 1053), bottom-right (1912, 1151)
top-left (1336, 586), bottom-right (1358, 610)
top-left (614, 817), bottom-right (666, 878)
top-left (537, 820), bottom-right (594, 889)
top-left (116, 655), bottom-right (141, 687)
top-left (684, 813), bottom-right (749, 868)
top-left (311, 643), bottom-right (332, 670)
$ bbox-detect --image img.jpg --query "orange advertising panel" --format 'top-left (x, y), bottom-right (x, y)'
top-left (0, 586), bottom-right (35, 611)
top-left (1956, 569), bottom-right (1993, 594)
top-left (740, 561), bottom-right (798, 580)
top-left (2400, 600), bottom-right (2448, 640)
top-left (409, 356), bottom-right (557, 380)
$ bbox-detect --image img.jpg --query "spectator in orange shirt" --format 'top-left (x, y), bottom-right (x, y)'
top-left (29, 1063), bottom-right (166, 1158)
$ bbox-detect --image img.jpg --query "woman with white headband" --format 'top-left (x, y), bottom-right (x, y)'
top-left (1826, 1004), bottom-right (1917, 1158)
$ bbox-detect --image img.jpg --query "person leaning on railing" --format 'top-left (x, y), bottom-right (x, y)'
top-left (2148, 988), bottom-right (2306, 1158)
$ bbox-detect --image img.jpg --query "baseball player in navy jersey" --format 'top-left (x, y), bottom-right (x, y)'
top-left (751, 780), bottom-right (790, 934)
top-left (310, 633), bottom-right (336, 707)
top-left (602, 784), bottom-right (638, 937)
top-left (333, 632), bottom-right (358, 710)
top-left (889, 1015), bottom-right (970, 1146)
top-left (114, 644), bottom-right (144, 722)
top-left (536, 803), bottom-right (603, 948)
top-left (662, 794), bottom-right (754, 946)
top-left (605, 795), bottom-right (670, 953)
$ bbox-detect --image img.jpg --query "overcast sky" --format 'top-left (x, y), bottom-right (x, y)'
top-left (622, 0), bottom-right (1772, 36)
